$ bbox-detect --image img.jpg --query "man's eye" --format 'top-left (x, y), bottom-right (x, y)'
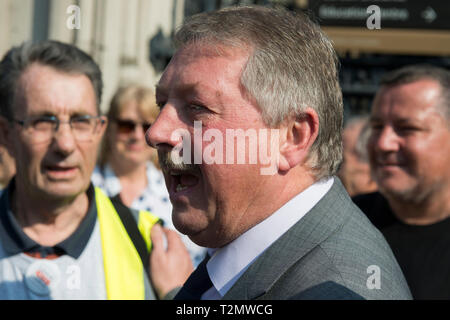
top-left (72, 117), bottom-right (91, 124)
top-left (32, 118), bottom-right (55, 130)
top-left (397, 126), bottom-right (418, 133)
top-left (189, 104), bottom-right (205, 111)
top-left (71, 117), bottom-right (94, 130)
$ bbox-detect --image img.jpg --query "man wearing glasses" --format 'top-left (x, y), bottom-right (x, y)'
top-left (0, 40), bottom-right (192, 299)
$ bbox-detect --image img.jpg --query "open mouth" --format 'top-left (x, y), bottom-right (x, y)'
top-left (169, 170), bottom-right (200, 194)
top-left (374, 156), bottom-right (405, 168)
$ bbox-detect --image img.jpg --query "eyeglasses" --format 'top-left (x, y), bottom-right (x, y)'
top-left (13, 114), bottom-right (106, 143)
top-left (114, 119), bottom-right (152, 134)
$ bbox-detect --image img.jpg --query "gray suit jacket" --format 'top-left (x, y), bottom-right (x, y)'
top-left (222, 178), bottom-right (412, 300)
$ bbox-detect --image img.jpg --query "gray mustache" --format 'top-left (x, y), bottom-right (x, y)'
top-left (158, 151), bottom-right (198, 172)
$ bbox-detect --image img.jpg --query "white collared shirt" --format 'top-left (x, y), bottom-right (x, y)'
top-left (202, 177), bottom-right (334, 300)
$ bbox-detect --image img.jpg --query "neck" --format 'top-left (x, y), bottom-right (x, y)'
top-left (387, 188), bottom-right (450, 225)
top-left (245, 167), bottom-right (316, 231)
top-left (11, 183), bottom-right (89, 246)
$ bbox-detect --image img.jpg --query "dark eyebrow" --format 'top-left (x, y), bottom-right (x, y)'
top-left (33, 112), bottom-right (56, 117)
top-left (395, 118), bottom-right (415, 124)
top-left (70, 112), bottom-right (97, 118)
top-left (26, 111), bottom-right (96, 119)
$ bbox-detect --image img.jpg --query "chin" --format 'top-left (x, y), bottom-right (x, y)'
top-left (379, 182), bottom-right (421, 203)
top-left (41, 181), bottom-right (88, 200)
top-left (172, 207), bottom-right (209, 234)
top-left (172, 215), bottom-right (201, 236)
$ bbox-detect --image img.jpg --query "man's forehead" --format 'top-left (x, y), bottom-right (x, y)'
top-left (165, 43), bottom-right (250, 74)
top-left (379, 80), bottom-right (440, 103)
top-left (175, 41), bottom-right (250, 60)
top-left (156, 46), bottom-right (249, 97)
top-left (373, 80), bottom-right (441, 110)
top-left (15, 63), bottom-right (97, 115)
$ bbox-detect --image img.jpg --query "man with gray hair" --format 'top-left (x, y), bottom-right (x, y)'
top-left (0, 40), bottom-right (192, 299)
top-left (148, 5), bottom-right (411, 300)
top-left (354, 64), bottom-right (450, 299)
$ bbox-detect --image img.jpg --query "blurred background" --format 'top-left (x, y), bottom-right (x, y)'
top-left (1, 0), bottom-right (449, 118)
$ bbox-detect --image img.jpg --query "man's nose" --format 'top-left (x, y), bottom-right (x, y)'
top-left (372, 126), bottom-right (400, 153)
top-left (52, 122), bottom-right (77, 155)
top-left (145, 103), bottom-right (184, 150)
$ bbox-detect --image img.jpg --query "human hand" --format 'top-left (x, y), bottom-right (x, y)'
top-left (149, 224), bottom-right (194, 299)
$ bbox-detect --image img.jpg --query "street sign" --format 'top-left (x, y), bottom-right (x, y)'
top-left (307, 0), bottom-right (450, 30)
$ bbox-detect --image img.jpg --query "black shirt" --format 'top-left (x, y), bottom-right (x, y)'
top-left (353, 192), bottom-right (450, 299)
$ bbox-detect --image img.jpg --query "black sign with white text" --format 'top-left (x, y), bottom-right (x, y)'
top-left (307, 0), bottom-right (450, 30)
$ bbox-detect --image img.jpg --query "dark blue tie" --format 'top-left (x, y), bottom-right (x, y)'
top-left (174, 255), bottom-right (212, 300)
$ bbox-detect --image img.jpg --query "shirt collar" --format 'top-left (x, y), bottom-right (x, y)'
top-left (0, 179), bottom-right (97, 259)
top-left (206, 177), bottom-right (334, 297)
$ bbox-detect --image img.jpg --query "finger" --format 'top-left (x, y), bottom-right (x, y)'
top-left (150, 223), bottom-right (165, 253)
top-left (164, 229), bottom-right (186, 253)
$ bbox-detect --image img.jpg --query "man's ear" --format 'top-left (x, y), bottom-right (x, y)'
top-left (278, 108), bottom-right (319, 171)
top-left (0, 117), bottom-right (14, 156)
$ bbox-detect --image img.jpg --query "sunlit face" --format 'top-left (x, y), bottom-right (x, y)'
top-left (6, 63), bottom-right (106, 201)
top-left (109, 100), bottom-right (155, 166)
top-left (368, 79), bottom-right (450, 203)
top-left (146, 44), bottom-right (276, 247)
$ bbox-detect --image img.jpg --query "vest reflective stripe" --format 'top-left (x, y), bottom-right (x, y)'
top-left (95, 187), bottom-right (158, 300)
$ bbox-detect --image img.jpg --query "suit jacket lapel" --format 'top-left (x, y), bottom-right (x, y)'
top-left (223, 178), bottom-right (352, 300)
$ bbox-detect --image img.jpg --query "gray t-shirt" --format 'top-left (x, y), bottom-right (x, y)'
top-left (0, 221), bottom-right (107, 299)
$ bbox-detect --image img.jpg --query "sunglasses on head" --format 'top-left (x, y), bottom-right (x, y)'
top-left (114, 119), bottom-right (152, 134)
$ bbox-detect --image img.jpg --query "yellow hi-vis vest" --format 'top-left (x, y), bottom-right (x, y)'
top-left (94, 187), bottom-right (160, 300)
